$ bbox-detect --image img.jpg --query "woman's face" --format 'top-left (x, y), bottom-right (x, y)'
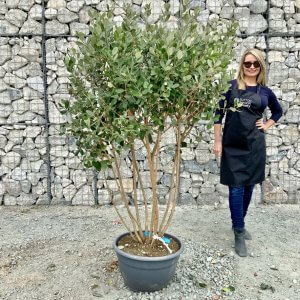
top-left (243, 54), bottom-right (261, 79)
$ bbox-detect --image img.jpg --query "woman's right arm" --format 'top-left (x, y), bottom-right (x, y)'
top-left (213, 80), bottom-right (233, 157)
top-left (213, 124), bottom-right (222, 157)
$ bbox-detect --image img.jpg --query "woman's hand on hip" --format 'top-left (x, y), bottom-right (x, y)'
top-left (256, 119), bottom-right (267, 131)
top-left (214, 141), bottom-right (222, 157)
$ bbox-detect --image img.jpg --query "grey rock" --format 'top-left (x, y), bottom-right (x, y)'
top-left (6, 9), bottom-right (27, 27)
top-left (24, 126), bottom-right (42, 138)
top-left (21, 180), bottom-right (32, 194)
top-left (67, 0), bottom-right (85, 12)
top-left (3, 194), bottom-right (17, 205)
top-left (6, 55), bottom-right (28, 71)
top-left (0, 104), bottom-right (13, 118)
top-left (200, 181), bottom-right (215, 194)
top-left (268, 62), bottom-right (289, 85)
top-left (86, 0), bottom-right (102, 5)
top-left (197, 192), bottom-right (218, 205)
top-left (4, 88), bottom-right (23, 103)
top-left (178, 193), bottom-right (196, 205)
top-left (207, 0), bottom-right (222, 14)
top-left (97, 189), bottom-right (112, 205)
top-left (79, 7), bottom-right (95, 24)
top-left (289, 68), bottom-right (300, 81)
top-left (11, 167), bottom-right (27, 181)
top-left (250, 0), bottom-right (267, 13)
top-left (179, 178), bottom-right (192, 193)
top-left (281, 126), bottom-right (299, 146)
top-left (57, 8), bottom-right (79, 23)
top-left (269, 19), bottom-right (287, 33)
top-left (161, 174), bottom-right (172, 187)
top-left (63, 184), bottom-right (76, 201)
top-left (294, 13), bottom-right (300, 23)
top-left (70, 22), bottom-right (89, 36)
top-left (0, 135), bottom-right (7, 149)
top-left (234, 7), bottom-right (250, 20)
top-left (72, 170), bottom-right (87, 188)
top-left (268, 37), bottom-right (287, 50)
top-left (0, 45), bottom-right (12, 65)
top-left (46, 20), bottom-right (69, 35)
top-left (246, 15), bottom-right (268, 34)
top-left (12, 99), bottom-right (30, 114)
top-left (235, 0), bottom-right (252, 5)
top-left (183, 160), bottom-right (204, 174)
top-left (220, 4), bottom-right (234, 19)
top-left (47, 0), bottom-right (66, 9)
top-left (285, 105), bottom-right (300, 123)
top-left (0, 182), bottom-right (5, 196)
top-left (27, 76), bottom-right (44, 93)
top-left (29, 4), bottom-right (42, 20)
top-left (17, 193), bottom-right (38, 205)
top-left (269, 8), bottom-right (284, 20)
top-left (20, 19), bottom-right (43, 35)
top-left (281, 78), bottom-right (297, 91)
top-left (266, 135), bottom-right (283, 147)
top-left (0, 1), bottom-right (7, 14)
top-left (282, 91), bottom-right (297, 103)
top-left (3, 179), bottom-right (21, 196)
top-left (0, 20), bottom-right (19, 35)
top-left (30, 160), bottom-right (44, 173)
top-left (271, 0), bottom-right (283, 7)
top-left (45, 8), bottom-right (58, 20)
top-left (54, 165), bottom-right (69, 178)
top-left (2, 151), bottom-right (21, 169)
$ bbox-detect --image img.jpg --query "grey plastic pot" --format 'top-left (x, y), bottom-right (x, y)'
top-left (113, 232), bottom-right (184, 292)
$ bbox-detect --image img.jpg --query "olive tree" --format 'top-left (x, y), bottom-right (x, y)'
top-left (60, 1), bottom-right (237, 245)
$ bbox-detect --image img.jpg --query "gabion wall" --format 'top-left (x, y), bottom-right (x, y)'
top-left (0, 0), bottom-right (299, 206)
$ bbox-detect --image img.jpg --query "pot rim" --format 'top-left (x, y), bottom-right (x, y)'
top-left (113, 232), bottom-right (184, 261)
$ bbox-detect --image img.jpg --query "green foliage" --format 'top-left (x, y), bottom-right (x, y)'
top-left (59, 2), bottom-right (237, 171)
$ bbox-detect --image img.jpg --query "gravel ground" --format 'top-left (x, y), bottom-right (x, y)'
top-left (0, 204), bottom-right (299, 300)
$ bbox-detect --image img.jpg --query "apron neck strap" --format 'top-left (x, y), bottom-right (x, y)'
top-left (257, 84), bottom-right (261, 94)
top-left (234, 80), bottom-right (261, 94)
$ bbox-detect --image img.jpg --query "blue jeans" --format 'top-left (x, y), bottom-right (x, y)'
top-left (229, 185), bottom-right (254, 230)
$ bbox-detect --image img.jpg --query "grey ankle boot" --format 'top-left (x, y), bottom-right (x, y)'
top-left (234, 229), bottom-right (247, 257)
top-left (244, 229), bottom-right (252, 240)
top-left (232, 227), bottom-right (252, 240)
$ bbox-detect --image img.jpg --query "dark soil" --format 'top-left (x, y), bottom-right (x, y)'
top-left (117, 234), bottom-right (180, 257)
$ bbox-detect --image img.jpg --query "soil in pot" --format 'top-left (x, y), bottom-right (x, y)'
top-left (118, 234), bottom-right (180, 257)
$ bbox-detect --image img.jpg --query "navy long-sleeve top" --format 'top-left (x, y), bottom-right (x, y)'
top-left (214, 79), bottom-right (283, 124)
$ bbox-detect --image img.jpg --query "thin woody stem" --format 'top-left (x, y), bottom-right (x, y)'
top-left (151, 131), bottom-right (162, 160)
top-left (144, 133), bottom-right (159, 240)
top-left (111, 146), bottom-right (143, 244)
top-left (131, 143), bottom-right (145, 242)
top-left (160, 124), bottom-right (182, 235)
top-left (159, 138), bottom-right (177, 233)
top-left (131, 148), bottom-right (150, 234)
top-left (104, 175), bottom-right (137, 241)
top-left (112, 205), bottom-right (138, 242)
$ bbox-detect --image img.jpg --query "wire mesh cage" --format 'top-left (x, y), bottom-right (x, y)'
top-left (0, 0), bottom-right (299, 206)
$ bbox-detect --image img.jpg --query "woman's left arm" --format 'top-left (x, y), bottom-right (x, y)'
top-left (256, 89), bottom-right (283, 131)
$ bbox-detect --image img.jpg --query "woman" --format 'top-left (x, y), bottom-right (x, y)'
top-left (213, 48), bottom-right (283, 257)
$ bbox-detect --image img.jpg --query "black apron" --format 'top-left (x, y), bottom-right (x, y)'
top-left (220, 84), bottom-right (266, 187)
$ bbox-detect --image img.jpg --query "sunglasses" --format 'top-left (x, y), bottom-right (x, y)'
top-left (243, 61), bottom-right (260, 68)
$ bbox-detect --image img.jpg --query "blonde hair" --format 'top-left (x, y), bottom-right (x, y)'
top-left (236, 48), bottom-right (267, 89)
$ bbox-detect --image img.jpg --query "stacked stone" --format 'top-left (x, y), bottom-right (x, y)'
top-left (0, 0), bottom-right (299, 206)
top-left (1, 0), bottom-right (45, 205)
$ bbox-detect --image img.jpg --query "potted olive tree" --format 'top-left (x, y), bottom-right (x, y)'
top-left (60, 0), bottom-right (236, 292)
